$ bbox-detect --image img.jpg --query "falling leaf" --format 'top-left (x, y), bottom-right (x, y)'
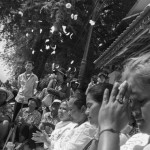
top-left (32, 50), bottom-right (35, 54)
top-left (45, 39), bottom-right (50, 43)
top-left (38, 20), bottom-right (42, 22)
top-left (51, 51), bottom-right (56, 55)
top-left (56, 65), bottom-right (59, 69)
top-left (68, 67), bottom-right (71, 71)
top-left (70, 33), bottom-right (73, 39)
top-left (62, 25), bottom-right (67, 34)
top-left (26, 33), bottom-right (29, 37)
top-left (89, 20), bottom-right (95, 26)
top-left (66, 3), bottom-right (72, 9)
top-left (50, 26), bottom-right (56, 34)
top-left (51, 45), bottom-right (56, 50)
top-left (18, 11), bottom-right (23, 17)
top-left (71, 14), bottom-right (74, 19)
top-left (74, 14), bottom-right (78, 20)
top-left (66, 32), bottom-right (70, 36)
top-left (70, 60), bottom-right (74, 64)
top-left (40, 29), bottom-right (42, 33)
top-left (99, 43), bottom-right (103, 47)
top-left (46, 45), bottom-right (50, 50)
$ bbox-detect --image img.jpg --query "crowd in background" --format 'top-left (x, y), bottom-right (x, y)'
top-left (1, 52), bottom-right (150, 150)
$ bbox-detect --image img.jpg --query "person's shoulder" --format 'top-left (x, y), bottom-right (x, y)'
top-left (44, 112), bottom-right (51, 117)
top-left (19, 73), bottom-right (25, 77)
top-left (0, 102), bottom-right (9, 109)
top-left (22, 107), bottom-right (28, 111)
top-left (34, 110), bottom-right (41, 115)
top-left (121, 133), bottom-right (150, 150)
top-left (82, 121), bottom-right (95, 128)
top-left (131, 133), bottom-right (149, 139)
top-left (32, 73), bottom-right (38, 78)
top-left (78, 122), bottom-right (97, 133)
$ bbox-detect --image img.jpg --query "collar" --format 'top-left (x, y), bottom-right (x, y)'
top-left (23, 72), bottom-right (34, 79)
top-left (25, 107), bottom-right (35, 114)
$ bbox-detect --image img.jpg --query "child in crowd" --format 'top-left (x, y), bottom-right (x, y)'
top-left (39, 99), bottom-right (61, 134)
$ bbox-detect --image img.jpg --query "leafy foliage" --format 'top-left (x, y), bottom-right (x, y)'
top-left (0, 0), bottom-right (136, 80)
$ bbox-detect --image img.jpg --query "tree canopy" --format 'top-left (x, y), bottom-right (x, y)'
top-left (0, 0), bottom-right (137, 80)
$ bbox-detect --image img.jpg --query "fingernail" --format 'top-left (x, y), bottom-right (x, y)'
top-left (119, 81), bottom-right (127, 89)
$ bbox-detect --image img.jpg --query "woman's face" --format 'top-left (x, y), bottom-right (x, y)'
top-left (0, 91), bottom-right (7, 105)
top-left (68, 98), bottom-right (85, 124)
top-left (28, 100), bottom-right (37, 109)
top-left (86, 94), bottom-right (101, 126)
top-left (128, 75), bottom-right (150, 134)
top-left (58, 102), bottom-right (70, 121)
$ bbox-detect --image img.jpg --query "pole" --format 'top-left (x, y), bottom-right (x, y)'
top-left (78, 3), bottom-right (98, 91)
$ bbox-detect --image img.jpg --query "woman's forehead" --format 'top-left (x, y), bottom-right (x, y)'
top-left (127, 76), bottom-right (150, 100)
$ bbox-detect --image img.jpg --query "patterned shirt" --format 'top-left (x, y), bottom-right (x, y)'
top-left (0, 103), bottom-right (13, 121)
top-left (15, 72), bottom-right (38, 104)
top-left (42, 111), bottom-right (59, 126)
top-left (17, 108), bottom-right (41, 126)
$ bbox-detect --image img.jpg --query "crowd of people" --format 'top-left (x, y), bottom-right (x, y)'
top-left (0, 52), bottom-right (150, 150)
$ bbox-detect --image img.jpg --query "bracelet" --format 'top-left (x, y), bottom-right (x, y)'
top-left (99, 128), bottom-right (120, 137)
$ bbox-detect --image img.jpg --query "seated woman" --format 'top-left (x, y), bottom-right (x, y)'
top-left (47, 68), bottom-right (70, 100)
top-left (39, 99), bottom-right (62, 135)
top-left (40, 99), bottom-right (61, 129)
top-left (33, 92), bottom-right (97, 150)
top-left (32, 100), bottom-right (77, 149)
top-left (97, 53), bottom-right (150, 150)
top-left (15, 97), bottom-right (41, 150)
top-left (0, 88), bottom-right (14, 148)
top-left (51, 92), bottom-right (97, 150)
top-left (84, 83), bottom-right (113, 150)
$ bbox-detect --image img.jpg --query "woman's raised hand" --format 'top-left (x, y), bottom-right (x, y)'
top-left (98, 81), bottom-right (130, 132)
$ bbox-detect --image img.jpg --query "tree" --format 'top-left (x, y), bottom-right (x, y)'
top-left (0, 0), bottom-right (137, 80)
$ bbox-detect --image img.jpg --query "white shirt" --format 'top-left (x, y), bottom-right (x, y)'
top-left (121, 133), bottom-right (150, 150)
top-left (53, 121), bottom-right (97, 150)
top-left (15, 72), bottom-right (38, 104)
top-left (45, 121), bottom-right (77, 149)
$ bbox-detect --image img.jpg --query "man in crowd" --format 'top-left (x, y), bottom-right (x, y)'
top-left (70, 78), bottom-right (79, 96)
top-left (97, 71), bottom-right (109, 83)
top-left (47, 68), bottom-right (70, 101)
top-left (0, 88), bottom-right (14, 147)
top-left (13, 61), bottom-right (38, 122)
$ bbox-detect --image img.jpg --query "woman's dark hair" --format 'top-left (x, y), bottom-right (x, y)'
top-left (70, 91), bottom-right (86, 110)
top-left (28, 97), bottom-right (41, 109)
top-left (87, 83), bottom-right (113, 104)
